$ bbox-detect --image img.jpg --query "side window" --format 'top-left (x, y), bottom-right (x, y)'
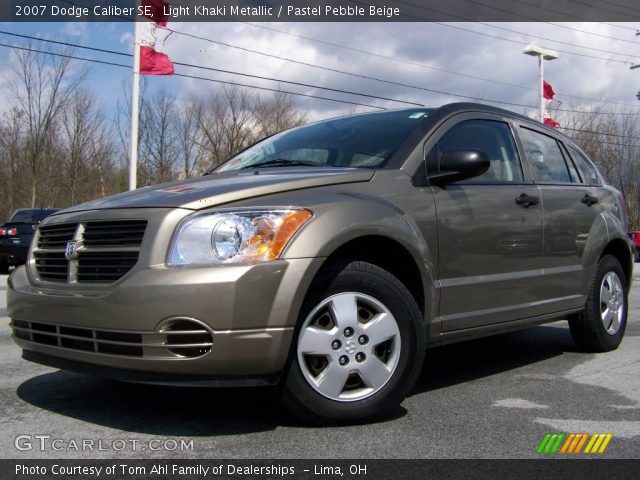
top-left (566, 145), bottom-right (601, 185)
top-left (518, 127), bottom-right (573, 183)
top-left (560, 144), bottom-right (581, 184)
top-left (435, 120), bottom-right (523, 182)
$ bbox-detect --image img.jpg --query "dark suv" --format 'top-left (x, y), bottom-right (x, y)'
top-left (1, 208), bottom-right (59, 273)
top-left (8, 103), bottom-right (633, 424)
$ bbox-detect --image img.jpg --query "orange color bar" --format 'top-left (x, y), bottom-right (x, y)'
top-left (574, 433), bottom-right (589, 453)
top-left (560, 434), bottom-right (575, 454)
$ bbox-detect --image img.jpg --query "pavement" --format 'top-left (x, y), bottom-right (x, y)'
top-left (0, 265), bottom-right (639, 459)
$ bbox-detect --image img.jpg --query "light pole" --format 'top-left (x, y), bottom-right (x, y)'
top-left (523, 44), bottom-right (559, 122)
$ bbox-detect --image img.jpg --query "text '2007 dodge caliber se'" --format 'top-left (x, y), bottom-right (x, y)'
top-left (8, 103), bottom-right (633, 424)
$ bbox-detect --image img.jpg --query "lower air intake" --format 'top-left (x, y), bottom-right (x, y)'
top-left (160, 319), bottom-right (214, 358)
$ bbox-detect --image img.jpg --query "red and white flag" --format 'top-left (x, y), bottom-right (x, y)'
top-left (543, 116), bottom-right (560, 128)
top-left (543, 80), bottom-right (555, 100)
top-left (139, 0), bottom-right (174, 75)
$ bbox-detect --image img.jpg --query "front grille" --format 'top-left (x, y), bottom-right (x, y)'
top-left (11, 318), bottom-right (214, 359)
top-left (33, 220), bottom-right (147, 284)
top-left (83, 220), bottom-right (147, 246)
top-left (37, 223), bottom-right (76, 248)
top-left (34, 252), bottom-right (69, 281)
top-left (77, 252), bottom-right (140, 282)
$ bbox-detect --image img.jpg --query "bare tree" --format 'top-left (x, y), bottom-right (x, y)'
top-left (7, 42), bottom-right (86, 207)
top-left (59, 89), bottom-right (114, 205)
top-left (555, 103), bottom-right (640, 229)
top-left (138, 87), bottom-right (179, 185)
top-left (175, 98), bottom-right (206, 179)
top-left (194, 86), bottom-right (306, 170)
top-left (0, 109), bottom-right (25, 218)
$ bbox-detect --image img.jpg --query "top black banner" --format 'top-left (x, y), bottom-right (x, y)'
top-left (3, 0), bottom-right (640, 22)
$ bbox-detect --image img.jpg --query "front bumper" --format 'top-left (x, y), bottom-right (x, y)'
top-left (8, 254), bottom-right (323, 380)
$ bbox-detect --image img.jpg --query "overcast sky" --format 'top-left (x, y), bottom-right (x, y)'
top-left (0, 21), bottom-right (639, 123)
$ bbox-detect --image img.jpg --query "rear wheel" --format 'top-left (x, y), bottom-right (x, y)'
top-left (634, 247), bottom-right (640, 263)
top-left (569, 255), bottom-right (628, 352)
top-left (282, 261), bottom-right (425, 425)
top-left (0, 260), bottom-right (9, 275)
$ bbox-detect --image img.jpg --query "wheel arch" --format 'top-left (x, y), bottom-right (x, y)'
top-left (600, 238), bottom-right (633, 289)
top-left (320, 235), bottom-right (426, 318)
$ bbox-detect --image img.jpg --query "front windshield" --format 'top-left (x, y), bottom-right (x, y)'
top-left (215, 109), bottom-right (433, 172)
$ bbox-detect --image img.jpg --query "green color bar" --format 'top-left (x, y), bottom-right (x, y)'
top-left (537, 433), bottom-right (551, 453)
top-left (537, 433), bottom-right (552, 454)
top-left (544, 434), bottom-right (559, 453)
top-left (550, 433), bottom-right (566, 453)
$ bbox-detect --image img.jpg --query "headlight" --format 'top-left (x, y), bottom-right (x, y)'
top-left (167, 208), bottom-right (313, 266)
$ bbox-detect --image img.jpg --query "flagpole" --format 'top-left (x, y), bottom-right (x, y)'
top-left (539, 55), bottom-right (545, 123)
top-left (129, 19), bottom-right (141, 191)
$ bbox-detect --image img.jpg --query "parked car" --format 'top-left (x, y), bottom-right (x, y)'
top-left (0, 208), bottom-right (59, 274)
top-left (630, 231), bottom-right (640, 262)
top-left (7, 103), bottom-right (633, 424)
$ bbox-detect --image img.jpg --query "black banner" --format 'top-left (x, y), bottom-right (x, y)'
top-left (3, 459), bottom-right (640, 480)
top-left (2, 0), bottom-right (640, 22)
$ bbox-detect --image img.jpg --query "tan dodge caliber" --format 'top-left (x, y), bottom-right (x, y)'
top-left (8, 103), bottom-right (633, 424)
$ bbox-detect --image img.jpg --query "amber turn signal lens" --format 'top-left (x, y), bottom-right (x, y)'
top-left (266, 209), bottom-right (313, 260)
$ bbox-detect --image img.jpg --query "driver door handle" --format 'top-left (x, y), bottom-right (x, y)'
top-left (515, 193), bottom-right (539, 208)
top-left (581, 193), bottom-right (599, 206)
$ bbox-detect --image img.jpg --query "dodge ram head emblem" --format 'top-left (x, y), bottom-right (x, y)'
top-left (64, 241), bottom-right (79, 261)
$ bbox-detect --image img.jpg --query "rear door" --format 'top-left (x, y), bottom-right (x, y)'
top-left (515, 125), bottom-right (603, 310)
top-left (427, 113), bottom-right (545, 331)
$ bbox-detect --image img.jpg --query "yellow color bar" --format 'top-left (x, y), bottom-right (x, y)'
top-left (584, 434), bottom-right (599, 453)
top-left (597, 434), bottom-right (613, 453)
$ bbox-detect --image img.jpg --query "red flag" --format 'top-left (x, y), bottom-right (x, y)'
top-left (543, 81), bottom-right (555, 100)
top-left (543, 117), bottom-right (560, 128)
top-left (141, 0), bottom-right (169, 26)
top-left (140, 45), bottom-right (174, 75)
top-left (138, 6), bottom-right (174, 76)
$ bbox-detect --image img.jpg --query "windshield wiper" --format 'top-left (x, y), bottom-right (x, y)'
top-left (243, 159), bottom-right (328, 169)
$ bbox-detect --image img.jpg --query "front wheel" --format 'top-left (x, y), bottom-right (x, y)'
top-left (569, 255), bottom-right (628, 352)
top-left (282, 261), bottom-right (425, 425)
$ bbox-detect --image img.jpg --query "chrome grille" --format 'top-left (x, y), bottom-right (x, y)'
top-left (33, 220), bottom-right (147, 283)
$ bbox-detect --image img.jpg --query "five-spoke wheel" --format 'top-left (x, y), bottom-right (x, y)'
top-left (297, 292), bottom-right (401, 402)
top-left (282, 261), bottom-right (425, 425)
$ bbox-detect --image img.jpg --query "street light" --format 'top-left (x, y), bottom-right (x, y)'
top-left (523, 44), bottom-right (559, 123)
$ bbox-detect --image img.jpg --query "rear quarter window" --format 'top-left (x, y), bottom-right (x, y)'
top-left (566, 144), bottom-right (602, 185)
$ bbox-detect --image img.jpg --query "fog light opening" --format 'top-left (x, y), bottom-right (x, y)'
top-left (159, 318), bottom-right (214, 358)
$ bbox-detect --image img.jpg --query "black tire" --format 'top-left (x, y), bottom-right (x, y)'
top-left (634, 248), bottom-right (640, 263)
top-left (282, 260), bottom-right (425, 425)
top-left (0, 261), bottom-right (9, 275)
top-left (569, 255), bottom-right (628, 352)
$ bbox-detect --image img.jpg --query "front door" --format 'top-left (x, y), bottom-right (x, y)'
top-left (427, 115), bottom-right (545, 331)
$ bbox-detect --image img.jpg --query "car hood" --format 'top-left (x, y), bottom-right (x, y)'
top-left (57, 168), bottom-right (375, 213)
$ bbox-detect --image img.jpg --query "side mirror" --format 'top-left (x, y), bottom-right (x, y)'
top-left (427, 149), bottom-right (490, 186)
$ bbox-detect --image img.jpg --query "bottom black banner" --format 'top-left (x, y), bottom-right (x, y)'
top-left (3, 459), bottom-right (640, 480)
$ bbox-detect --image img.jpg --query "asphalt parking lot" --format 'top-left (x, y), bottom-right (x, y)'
top-left (1, 266), bottom-right (638, 459)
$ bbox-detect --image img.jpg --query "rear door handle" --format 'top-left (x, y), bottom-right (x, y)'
top-left (581, 193), bottom-right (599, 206)
top-left (515, 193), bottom-right (539, 208)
